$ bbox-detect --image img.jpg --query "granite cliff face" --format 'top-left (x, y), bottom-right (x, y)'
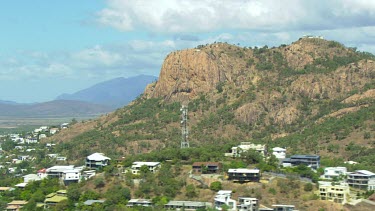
top-left (145, 38), bottom-right (375, 127)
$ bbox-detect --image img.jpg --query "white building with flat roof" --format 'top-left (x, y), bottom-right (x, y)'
top-left (225, 142), bottom-right (267, 158)
top-left (62, 169), bottom-right (81, 185)
top-left (131, 162), bottom-right (160, 174)
top-left (238, 197), bottom-right (258, 211)
top-left (214, 190), bottom-right (237, 211)
top-left (321, 167), bottom-right (347, 180)
top-left (272, 147), bottom-right (286, 159)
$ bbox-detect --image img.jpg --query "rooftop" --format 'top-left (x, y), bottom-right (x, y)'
top-left (87, 153), bottom-right (111, 161)
top-left (132, 162), bottom-right (160, 167)
top-left (45, 195), bottom-right (68, 203)
top-left (165, 201), bottom-right (211, 207)
top-left (290, 155), bottom-right (320, 159)
top-left (7, 200), bottom-right (28, 205)
top-left (228, 168), bottom-right (260, 173)
top-left (192, 162), bottom-right (221, 167)
top-left (83, 199), bottom-right (105, 206)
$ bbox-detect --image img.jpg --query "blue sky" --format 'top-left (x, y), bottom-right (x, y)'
top-left (1, 0), bottom-right (375, 103)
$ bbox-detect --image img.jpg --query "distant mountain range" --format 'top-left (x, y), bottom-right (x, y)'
top-left (0, 74), bottom-right (157, 118)
top-left (56, 74), bottom-right (157, 108)
top-left (0, 100), bottom-right (112, 117)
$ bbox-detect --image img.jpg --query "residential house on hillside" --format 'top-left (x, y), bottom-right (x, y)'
top-left (214, 190), bottom-right (236, 211)
top-left (272, 205), bottom-right (295, 211)
top-left (227, 169), bottom-right (260, 183)
top-left (131, 162), bottom-right (161, 174)
top-left (127, 199), bottom-right (153, 208)
top-left (46, 165), bottom-right (75, 179)
top-left (347, 170), bottom-right (375, 190)
top-left (237, 197), bottom-right (258, 211)
top-left (6, 200), bottom-right (28, 211)
top-left (60, 123), bottom-right (69, 129)
top-left (164, 201), bottom-right (212, 210)
top-left (282, 155), bottom-right (320, 169)
top-left (318, 181), bottom-right (350, 204)
top-left (62, 169), bottom-right (81, 185)
top-left (321, 167), bottom-right (347, 180)
top-left (272, 147), bottom-right (286, 159)
top-left (23, 174), bottom-right (41, 183)
top-left (192, 162), bottom-right (222, 174)
top-left (44, 190), bottom-right (68, 209)
top-left (225, 142), bottom-right (267, 158)
top-left (85, 153), bottom-right (111, 169)
top-left (49, 128), bottom-right (59, 135)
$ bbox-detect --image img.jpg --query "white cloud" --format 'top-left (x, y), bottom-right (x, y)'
top-left (97, 0), bottom-right (375, 33)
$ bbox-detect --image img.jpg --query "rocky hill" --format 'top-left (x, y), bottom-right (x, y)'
top-left (47, 38), bottom-right (375, 169)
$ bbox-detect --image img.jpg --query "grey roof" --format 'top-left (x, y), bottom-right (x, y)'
top-left (290, 155), bottom-right (320, 159)
top-left (165, 201), bottom-right (211, 207)
top-left (83, 200), bottom-right (105, 206)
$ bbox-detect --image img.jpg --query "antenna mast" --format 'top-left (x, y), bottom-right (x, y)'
top-left (180, 105), bottom-right (189, 148)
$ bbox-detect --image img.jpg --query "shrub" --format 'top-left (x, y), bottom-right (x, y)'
top-left (210, 181), bottom-right (222, 192)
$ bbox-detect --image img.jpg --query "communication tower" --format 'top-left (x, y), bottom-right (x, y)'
top-left (180, 105), bottom-right (189, 148)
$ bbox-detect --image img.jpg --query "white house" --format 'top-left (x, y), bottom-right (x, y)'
top-left (131, 162), bottom-right (161, 174)
top-left (85, 153), bottom-right (111, 169)
top-left (225, 142), bottom-right (267, 158)
top-left (46, 165), bottom-right (75, 179)
top-left (272, 147), bottom-right (286, 159)
top-left (39, 134), bottom-right (47, 139)
top-left (61, 123), bottom-right (69, 129)
top-left (37, 168), bottom-right (48, 179)
top-left (321, 167), bottom-right (347, 180)
top-left (318, 181), bottom-right (350, 204)
top-left (214, 190), bottom-right (236, 211)
top-left (62, 169), bottom-right (81, 185)
top-left (237, 197), bottom-right (258, 211)
top-left (347, 170), bottom-right (375, 191)
top-left (23, 174), bottom-right (41, 183)
top-left (49, 128), bottom-right (59, 135)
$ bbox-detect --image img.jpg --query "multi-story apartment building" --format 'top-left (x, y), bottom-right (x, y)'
top-left (347, 170), bottom-right (375, 190)
top-left (318, 181), bottom-right (350, 204)
top-left (282, 155), bottom-right (320, 169)
top-left (227, 169), bottom-right (260, 183)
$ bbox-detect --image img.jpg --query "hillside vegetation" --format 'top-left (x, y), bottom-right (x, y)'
top-left (47, 38), bottom-right (375, 171)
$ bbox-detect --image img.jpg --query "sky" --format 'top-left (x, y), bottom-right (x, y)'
top-left (1, 0), bottom-right (375, 103)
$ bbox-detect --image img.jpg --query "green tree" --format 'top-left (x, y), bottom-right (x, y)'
top-left (105, 185), bottom-right (131, 206)
top-left (304, 183), bottom-right (313, 192)
top-left (210, 181), bottom-right (222, 192)
top-left (241, 149), bottom-right (263, 164)
top-left (67, 183), bottom-right (81, 202)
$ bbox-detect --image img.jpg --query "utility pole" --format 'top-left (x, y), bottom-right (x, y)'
top-left (180, 105), bottom-right (189, 148)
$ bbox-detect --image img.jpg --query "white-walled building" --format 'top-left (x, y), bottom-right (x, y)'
top-left (225, 142), bottom-right (267, 158)
top-left (237, 197), bottom-right (258, 211)
top-left (272, 147), bottom-right (286, 159)
top-left (318, 181), bottom-right (350, 204)
top-left (131, 162), bottom-right (161, 174)
top-left (347, 170), bottom-right (375, 191)
top-left (46, 165), bottom-right (75, 179)
top-left (85, 153), bottom-right (111, 169)
top-left (214, 190), bottom-right (236, 211)
top-left (23, 174), bottom-right (41, 183)
top-left (321, 167), bottom-right (347, 180)
top-left (62, 169), bottom-right (81, 185)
